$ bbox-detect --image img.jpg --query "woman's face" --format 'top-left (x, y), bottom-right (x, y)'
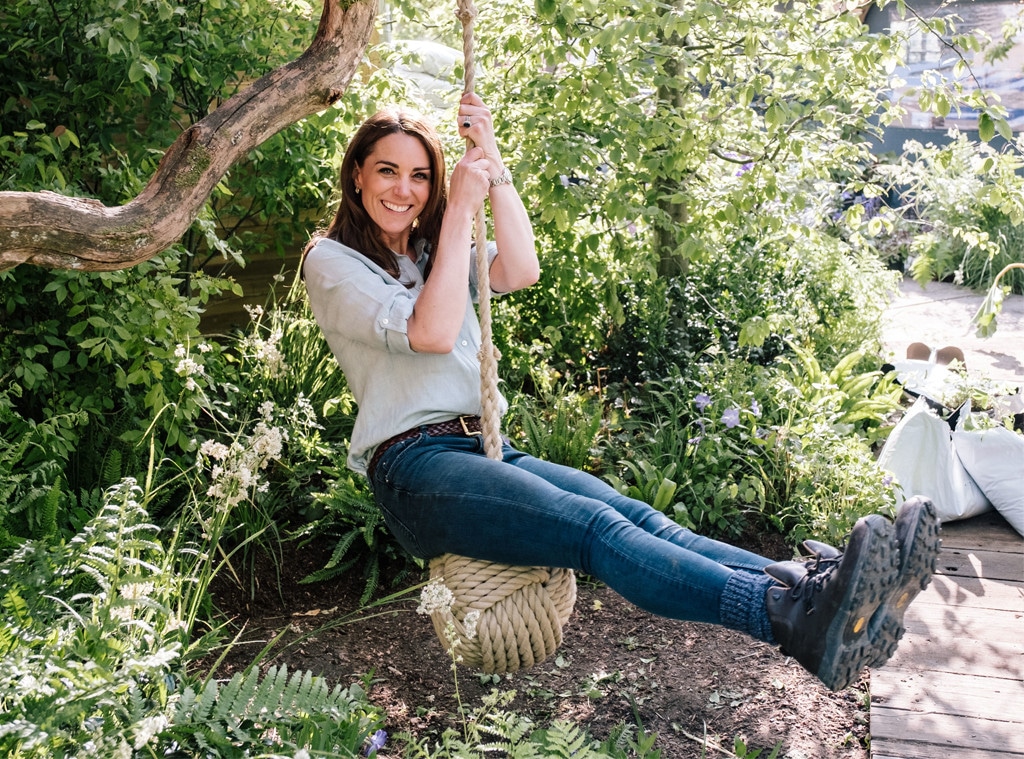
top-left (353, 132), bottom-right (433, 252)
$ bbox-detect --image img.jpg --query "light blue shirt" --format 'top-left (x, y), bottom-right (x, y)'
top-left (303, 236), bottom-right (505, 474)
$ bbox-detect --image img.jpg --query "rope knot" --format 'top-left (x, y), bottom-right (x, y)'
top-left (455, 0), bottom-right (478, 24)
top-left (477, 345), bottom-right (502, 364)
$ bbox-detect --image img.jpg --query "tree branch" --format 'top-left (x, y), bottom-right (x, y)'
top-left (0, 0), bottom-right (378, 272)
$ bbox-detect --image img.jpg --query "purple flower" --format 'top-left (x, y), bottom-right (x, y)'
top-left (736, 162), bottom-right (754, 176)
top-left (695, 393), bottom-right (712, 411)
top-left (750, 400), bottom-right (761, 417)
top-left (688, 418), bottom-right (706, 445)
top-left (365, 729), bottom-right (387, 756)
top-left (721, 408), bottom-right (741, 428)
top-left (882, 473), bottom-right (894, 487)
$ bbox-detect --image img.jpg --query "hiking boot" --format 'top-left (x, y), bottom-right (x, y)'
top-left (764, 514), bottom-right (898, 691)
top-left (801, 497), bottom-right (941, 668)
top-left (798, 499), bottom-right (942, 667)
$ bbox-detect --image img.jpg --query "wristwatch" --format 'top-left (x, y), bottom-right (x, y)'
top-left (489, 167), bottom-right (513, 188)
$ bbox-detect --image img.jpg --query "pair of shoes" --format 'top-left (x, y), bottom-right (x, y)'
top-left (763, 497), bottom-right (941, 690)
top-left (806, 496), bottom-right (941, 668)
top-left (764, 514), bottom-right (898, 691)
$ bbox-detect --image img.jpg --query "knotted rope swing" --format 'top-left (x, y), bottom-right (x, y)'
top-left (424, 0), bottom-right (576, 674)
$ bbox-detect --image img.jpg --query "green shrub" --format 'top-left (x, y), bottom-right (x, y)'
top-left (884, 131), bottom-right (1024, 294)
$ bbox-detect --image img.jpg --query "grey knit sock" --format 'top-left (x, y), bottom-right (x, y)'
top-left (719, 570), bottom-right (777, 644)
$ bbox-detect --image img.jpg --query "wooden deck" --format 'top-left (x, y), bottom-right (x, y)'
top-left (870, 509), bottom-right (1024, 759)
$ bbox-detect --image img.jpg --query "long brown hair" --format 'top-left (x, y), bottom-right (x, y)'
top-left (307, 109), bottom-right (447, 280)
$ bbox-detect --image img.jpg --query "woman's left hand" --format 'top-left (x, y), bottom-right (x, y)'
top-left (458, 93), bottom-right (506, 183)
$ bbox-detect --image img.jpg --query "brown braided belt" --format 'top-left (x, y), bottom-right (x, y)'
top-left (367, 415), bottom-right (483, 481)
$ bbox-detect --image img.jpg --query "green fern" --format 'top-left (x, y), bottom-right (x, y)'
top-left (511, 385), bottom-right (605, 471)
top-left (534, 720), bottom-right (590, 757)
top-left (30, 483), bottom-right (60, 539)
top-left (296, 472), bottom-right (409, 604)
top-left (166, 664), bottom-right (378, 757)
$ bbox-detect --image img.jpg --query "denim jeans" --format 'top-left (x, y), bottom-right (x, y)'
top-left (369, 430), bottom-right (774, 630)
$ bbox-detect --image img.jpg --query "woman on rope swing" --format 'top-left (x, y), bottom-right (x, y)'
top-left (301, 92), bottom-right (941, 691)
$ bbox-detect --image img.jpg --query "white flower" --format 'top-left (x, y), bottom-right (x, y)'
top-left (462, 610), bottom-right (481, 641)
top-left (417, 579), bottom-right (455, 616)
top-left (133, 714), bottom-right (169, 749)
top-left (119, 582), bottom-right (155, 601)
top-left (110, 605), bottom-right (134, 622)
top-left (294, 749), bottom-right (311, 759)
top-left (200, 440), bottom-right (230, 461)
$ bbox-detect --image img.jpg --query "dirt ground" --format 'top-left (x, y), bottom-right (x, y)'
top-left (209, 532), bottom-right (873, 759)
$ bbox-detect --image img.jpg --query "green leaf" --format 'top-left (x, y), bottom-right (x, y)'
top-left (738, 316), bottom-right (771, 348)
top-left (978, 112), bottom-right (995, 142)
top-left (122, 15), bottom-right (140, 42)
top-left (128, 60), bottom-right (147, 84)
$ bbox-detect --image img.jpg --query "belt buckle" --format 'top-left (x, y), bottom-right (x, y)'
top-left (459, 415), bottom-right (482, 436)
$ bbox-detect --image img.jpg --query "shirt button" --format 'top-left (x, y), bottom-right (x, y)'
top-left (461, 340), bottom-right (468, 346)
top-left (382, 318), bottom-right (389, 325)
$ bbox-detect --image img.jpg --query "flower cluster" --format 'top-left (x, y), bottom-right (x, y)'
top-left (199, 407), bottom-right (289, 511)
top-left (241, 304), bottom-right (287, 376)
top-left (173, 342), bottom-right (212, 392)
top-left (416, 579), bottom-right (455, 616)
top-left (416, 579), bottom-right (479, 662)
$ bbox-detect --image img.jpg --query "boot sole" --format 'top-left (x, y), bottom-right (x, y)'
top-left (815, 515), bottom-right (899, 691)
top-left (867, 496), bottom-right (942, 668)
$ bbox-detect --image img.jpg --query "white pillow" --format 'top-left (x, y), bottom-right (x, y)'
top-left (952, 426), bottom-right (1024, 538)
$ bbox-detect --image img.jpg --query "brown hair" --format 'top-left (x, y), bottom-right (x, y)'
top-left (306, 109), bottom-right (447, 281)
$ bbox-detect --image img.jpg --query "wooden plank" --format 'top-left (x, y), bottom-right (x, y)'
top-left (871, 710), bottom-right (1024, 756)
top-left (940, 511), bottom-right (1023, 553)
top-left (872, 669), bottom-right (1024, 722)
top-left (902, 600), bottom-right (1024, 647)
top-left (909, 573), bottom-right (1024, 613)
top-left (934, 548), bottom-right (1024, 583)
top-left (871, 510), bottom-right (1024, 759)
top-left (881, 631), bottom-right (1024, 679)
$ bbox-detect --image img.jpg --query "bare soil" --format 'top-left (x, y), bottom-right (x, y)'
top-left (208, 527), bottom-right (874, 759)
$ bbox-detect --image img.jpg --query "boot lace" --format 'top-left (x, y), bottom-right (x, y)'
top-left (789, 553), bottom-right (842, 616)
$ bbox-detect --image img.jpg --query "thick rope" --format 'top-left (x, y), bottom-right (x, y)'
top-left (425, 1), bottom-right (576, 675)
top-left (457, 0), bottom-right (503, 460)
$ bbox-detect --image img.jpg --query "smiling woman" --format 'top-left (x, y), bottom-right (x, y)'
top-left (298, 95), bottom-right (942, 692)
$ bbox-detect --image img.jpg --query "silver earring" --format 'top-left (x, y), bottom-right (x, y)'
top-left (354, 186), bottom-right (361, 195)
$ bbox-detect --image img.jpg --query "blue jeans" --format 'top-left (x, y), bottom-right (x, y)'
top-left (369, 431), bottom-right (774, 630)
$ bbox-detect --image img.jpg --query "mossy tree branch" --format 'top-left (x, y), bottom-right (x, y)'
top-left (0, 0), bottom-right (377, 273)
